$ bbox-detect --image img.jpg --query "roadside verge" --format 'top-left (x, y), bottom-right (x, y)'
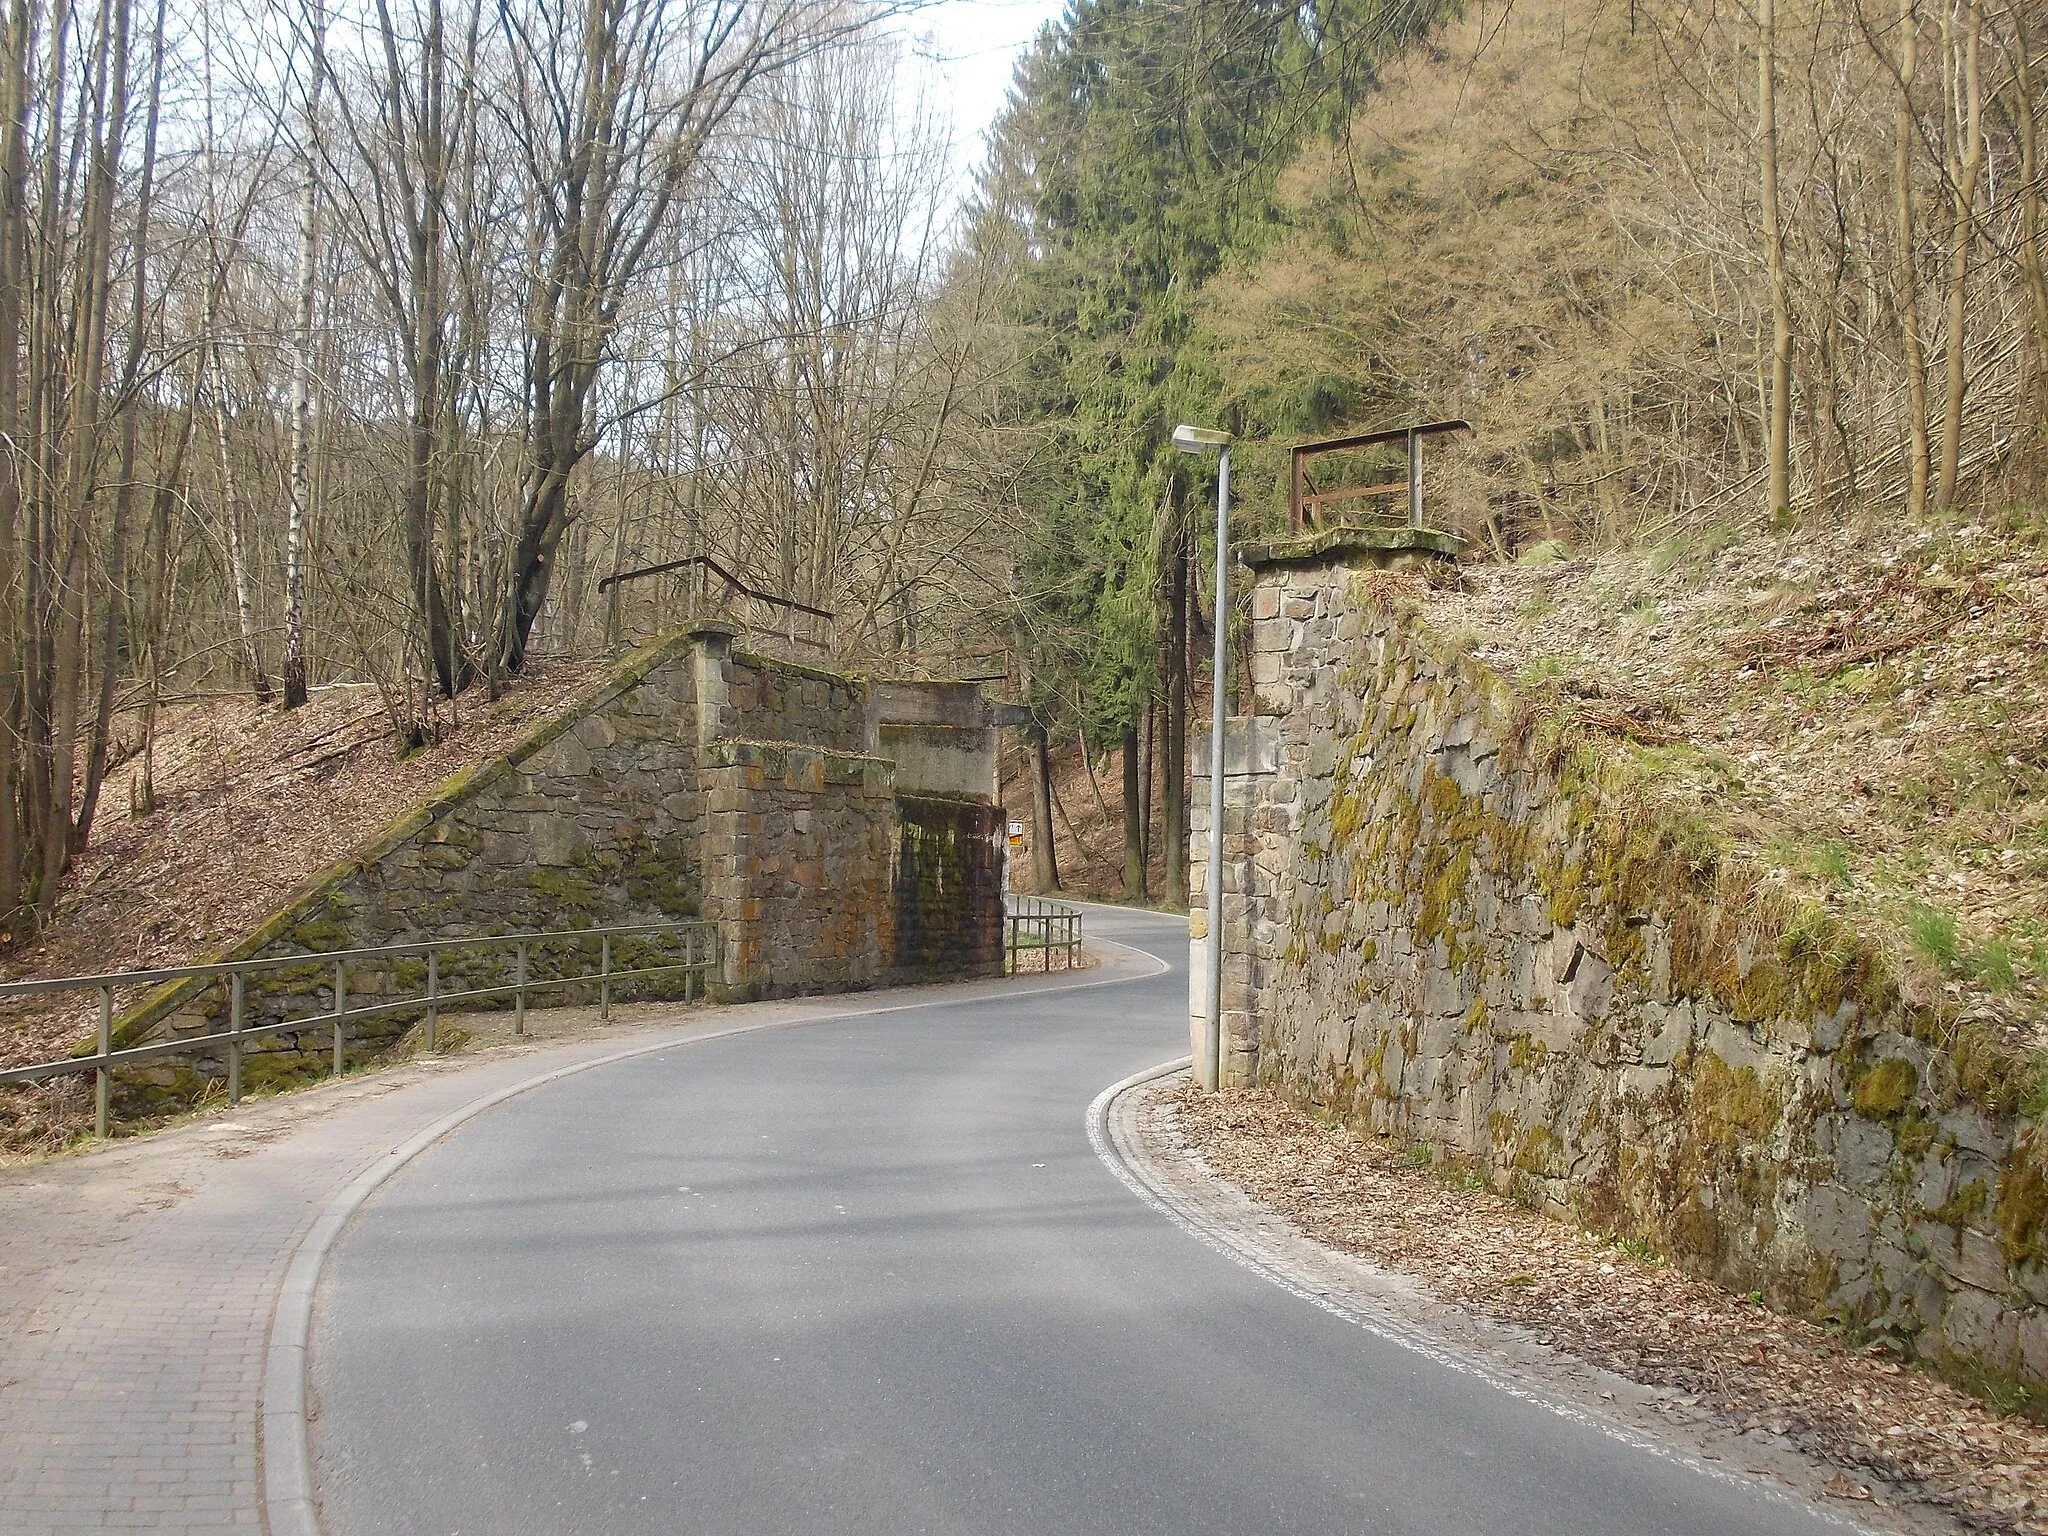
top-left (1088, 1064), bottom-right (1891, 1536)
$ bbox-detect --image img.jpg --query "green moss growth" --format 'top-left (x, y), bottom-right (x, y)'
top-left (1996, 1131), bottom-right (2048, 1268)
top-left (615, 830), bottom-right (698, 917)
top-left (1669, 1197), bottom-right (1724, 1268)
top-left (1513, 1123), bottom-right (1563, 1176)
top-left (1853, 1057), bottom-right (1919, 1119)
top-left (527, 867), bottom-right (604, 914)
top-left (1687, 1051), bottom-right (1778, 1199)
top-left (1925, 1178), bottom-right (1989, 1228)
top-left (1895, 1111), bottom-right (1939, 1161)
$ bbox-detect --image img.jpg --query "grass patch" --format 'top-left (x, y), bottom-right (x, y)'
top-left (1909, 903), bottom-right (1963, 970)
top-left (1966, 940), bottom-right (2020, 994)
top-left (1613, 1233), bottom-right (1660, 1265)
top-left (1770, 834), bottom-right (1852, 889)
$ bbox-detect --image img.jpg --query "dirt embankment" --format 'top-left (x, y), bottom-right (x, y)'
top-left (0, 662), bottom-right (605, 1149)
top-left (999, 731), bottom-right (1190, 910)
top-left (1432, 505), bottom-right (2048, 1051)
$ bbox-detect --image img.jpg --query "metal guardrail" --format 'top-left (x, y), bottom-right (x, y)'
top-left (1004, 896), bottom-right (1082, 974)
top-left (1288, 419), bottom-right (1473, 533)
top-left (0, 920), bottom-right (718, 1138)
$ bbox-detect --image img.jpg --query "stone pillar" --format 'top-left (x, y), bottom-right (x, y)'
top-left (690, 621), bottom-right (739, 751)
top-left (1187, 528), bottom-right (1462, 1089)
top-left (1189, 717), bottom-right (1278, 1085)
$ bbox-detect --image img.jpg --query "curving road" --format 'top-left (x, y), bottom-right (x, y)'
top-left (310, 905), bottom-right (1848, 1536)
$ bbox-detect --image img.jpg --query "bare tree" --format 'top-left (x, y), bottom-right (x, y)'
top-left (490, 0), bottom-right (883, 674)
top-left (280, 0), bottom-right (327, 708)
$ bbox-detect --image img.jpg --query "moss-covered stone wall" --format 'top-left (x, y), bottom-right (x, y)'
top-left (111, 625), bottom-right (1007, 1104)
top-left (111, 630), bottom-right (715, 1096)
top-left (891, 796), bottom-right (1004, 981)
top-left (701, 738), bottom-right (897, 999)
top-left (1193, 540), bottom-right (2048, 1401)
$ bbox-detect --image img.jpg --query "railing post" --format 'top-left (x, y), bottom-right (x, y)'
top-left (599, 934), bottom-right (612, 1022)
top-left (1408, 426), bottom-right (1422, 527)
top-left (683, 926), bottom-right (694, 1003)
top-left (514, 942), bottom-right (527, 1036)
top-left (94, 985), bottom-right (111, 1139)
top-left (229, 971), bottom-right (244, 1105)
top-left (332, 961), bottom-right (347, 1078)
top-left (425, 948), bottom-right (438, 1054)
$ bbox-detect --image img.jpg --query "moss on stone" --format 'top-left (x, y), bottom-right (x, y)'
top-left (527, 867), bottom-right (604, 914)
top-left (1925, 1178), bottom-right (1989, 1228)
top-left (1513, 1123), bottom-right (1564, 1176)
top-left (1996, 1131), bottom-right (2048, 1268)
top-left (1853, 1057), bottom-right (1920, 1119)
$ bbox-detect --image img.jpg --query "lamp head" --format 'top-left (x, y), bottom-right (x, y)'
top-left (1171, 423), bottom-right (1231, 453)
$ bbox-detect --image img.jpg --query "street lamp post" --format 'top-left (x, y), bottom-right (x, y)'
top-left (1172, 422), bottom-right (1231, 1093)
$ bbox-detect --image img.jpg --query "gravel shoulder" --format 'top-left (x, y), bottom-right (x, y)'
top-left (1125, 1072), bottom-right (2047, 1536)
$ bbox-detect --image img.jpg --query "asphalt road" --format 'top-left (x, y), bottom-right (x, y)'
top-left (311, 904), bottom-right (1847, 1536)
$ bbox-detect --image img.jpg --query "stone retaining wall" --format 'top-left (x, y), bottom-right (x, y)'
top-left (1192, 532), bottom-right (2047, 1400)
top-left (892, 796), bottom-right (1005, 982)
top-left (112, 625), bottom-right (1007, 1103)
top-left (702, 739), bottom-right (897, 999)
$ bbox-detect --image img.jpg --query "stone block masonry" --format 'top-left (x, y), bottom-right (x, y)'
top-left (1191, 528), bottom-right (2048, 1402)
top-left (701, 738), bottom-right (896, 998)
top-left (112, 624), bottom-right (1007, 1102)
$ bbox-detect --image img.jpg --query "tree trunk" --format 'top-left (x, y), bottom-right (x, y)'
top-left (1137, 693), bottom-right (1153, 876)
top-left (0, 0), bottom-right (35, 923)
top-left (77, 0), bottom-right (163, 847)
top-left (208, 350), bottom-right (268, 701)
top-left (1757, 0), bottom-right (1794, 518)
top-left (1028, 721), bottom-right (1059, 894)
top-left (1934, 0), bottom-right (1985, 510)
top-left (1121, 721), bottom-right (1144, 900)
top-left (1895, 0), bottom-right (1931, 515)
top-left (279, 0), bottom-right (324, 710)
top-left (2013, 2), bottom-right (2048, 410)
top-left (1077, 717), bottom-right (1111, 821)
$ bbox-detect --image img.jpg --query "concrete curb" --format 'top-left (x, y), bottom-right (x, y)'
top-left (261, 945), bottom-right (1172, 1536)
top-left (1084, 1064), bottom-right (1874, 1536)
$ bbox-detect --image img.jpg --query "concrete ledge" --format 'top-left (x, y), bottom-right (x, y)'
top-left (1239, 526), bottom-right (1463, 569)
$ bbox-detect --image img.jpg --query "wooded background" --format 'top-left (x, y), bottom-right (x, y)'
top-left (0, 0), bottom-right (2040, 937)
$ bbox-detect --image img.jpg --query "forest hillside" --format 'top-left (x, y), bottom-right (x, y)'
top-left (0, 0), bottom-right (2042, 1091)
top-left (986, 0), bottom-right (2048, 1060)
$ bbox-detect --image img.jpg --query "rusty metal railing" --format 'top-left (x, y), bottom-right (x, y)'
top-left (1289, 419), bottom-right (1472, 533)
top-left (1004, 895), bottom-right (1082, 974)
top-left (0, 920), bottom-right (718, 1138)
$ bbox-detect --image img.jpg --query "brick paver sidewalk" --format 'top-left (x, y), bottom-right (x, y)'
top-left (0, 960), bottom-right (1129, 1535)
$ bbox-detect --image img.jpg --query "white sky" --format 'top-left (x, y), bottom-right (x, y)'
top-left (893, 0), bottom-right (1070, 209)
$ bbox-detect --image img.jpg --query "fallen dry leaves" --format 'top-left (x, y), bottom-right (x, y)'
top-left (0, 661), bottom-right (607, 1151)
top-left (1435, 510), bottom-right (2048, 1046)
top-left (1171, 1078), bottom-right (2048, 1535)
